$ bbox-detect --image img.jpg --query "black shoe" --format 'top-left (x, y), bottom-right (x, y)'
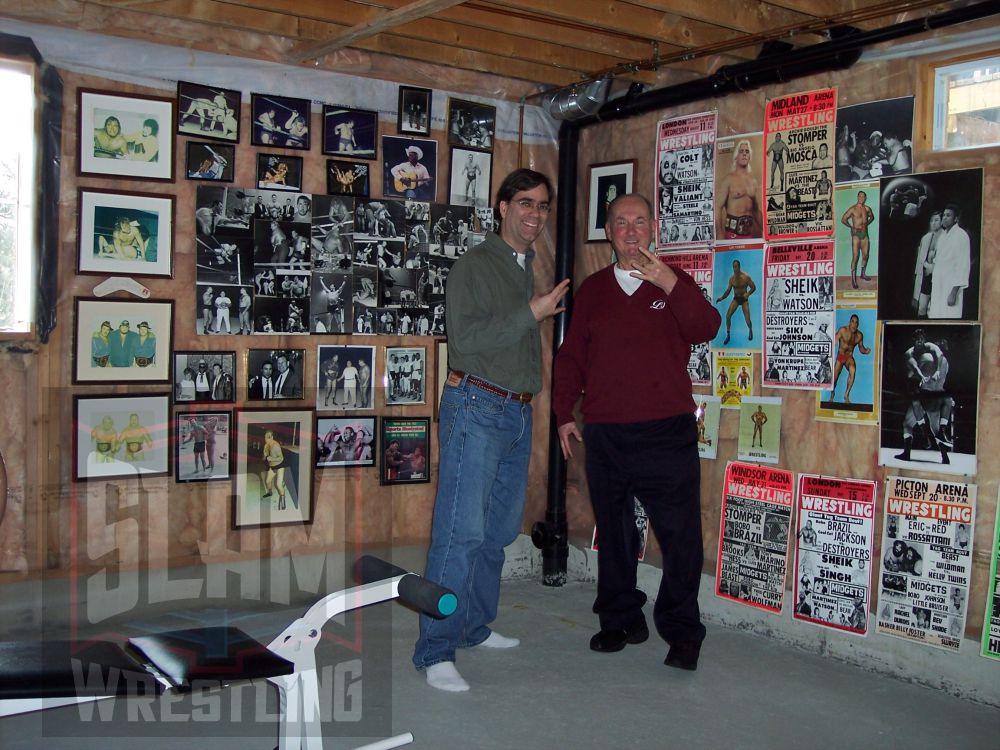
top-left (590, 617), bottom-right (648, 652)
top-left (590, 629), bottom-right (628, 653)
top-left (625, 617), bottom-right (649, 645)
top-left (665, 641), bottom-right (701, 671)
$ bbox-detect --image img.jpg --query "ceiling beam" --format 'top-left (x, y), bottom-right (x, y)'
top-left (289, 0), bottom-right (468, 63)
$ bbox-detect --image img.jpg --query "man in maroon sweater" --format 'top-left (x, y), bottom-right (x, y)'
top-left (553, 193), bottom-right (721, 670)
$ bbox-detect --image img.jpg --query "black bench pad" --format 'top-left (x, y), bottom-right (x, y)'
top-left (128, 626), bottom-right (293, 691)
top-left (0, 639), bottom-right (157, 699)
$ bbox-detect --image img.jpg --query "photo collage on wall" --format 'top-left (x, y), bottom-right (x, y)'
top-left (194, 185), bottom-right (496, 338)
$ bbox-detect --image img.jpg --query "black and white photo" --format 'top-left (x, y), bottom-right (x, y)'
top-left (251, 93), bottom-right (311, 149)
top-left (176, 81), bottom-right (240, 142)
top-left (317, 344), bottom-right (375, 411)
top-left (448, 147), bottom-right (492, 208)
top-left (447, 97), bottom-right (496, 150)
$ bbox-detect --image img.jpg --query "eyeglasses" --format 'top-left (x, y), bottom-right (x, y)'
top-left (514, 199), bottom-right (551, 213)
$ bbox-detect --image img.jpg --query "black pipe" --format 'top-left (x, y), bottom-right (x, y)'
top-left (538, 0), bottom-right (1000, 585)
top-left (534, 122), bottom-right (578, 586)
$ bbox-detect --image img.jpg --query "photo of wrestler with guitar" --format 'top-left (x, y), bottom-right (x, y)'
top-left (383, 135), bottom-right (437, 201)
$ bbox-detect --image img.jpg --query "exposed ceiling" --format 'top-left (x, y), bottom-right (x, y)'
top-left (0, 0), bottom-right (986, 100)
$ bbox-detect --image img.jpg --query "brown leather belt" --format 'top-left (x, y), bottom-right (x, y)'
top-left (447, 370), bottom-right (532, 403)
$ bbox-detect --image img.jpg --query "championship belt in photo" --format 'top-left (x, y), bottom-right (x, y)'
top-left (725, 215), bottom-right (754, 236)
top-left (93, 355), bottom-right (109, 367)
top-left (135, 356), bottom-right (153, 367)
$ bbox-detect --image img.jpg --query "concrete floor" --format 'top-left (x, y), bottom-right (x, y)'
top-left (1, 577), bottom-right (997, 750)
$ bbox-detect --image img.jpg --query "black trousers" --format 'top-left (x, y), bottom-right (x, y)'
top-left (584, 414), bottom-right (706, 646)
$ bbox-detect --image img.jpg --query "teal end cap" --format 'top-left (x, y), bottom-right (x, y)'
top-left (438, 593), bottom-right (458, 616)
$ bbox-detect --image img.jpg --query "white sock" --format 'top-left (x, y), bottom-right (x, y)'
top-left (479, 631), bottom-right (520, 649)
top-left (426, 662), bottom-right (469, 692)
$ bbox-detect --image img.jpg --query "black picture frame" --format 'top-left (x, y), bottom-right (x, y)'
top-left (176, 81), bottom-right (241, 143)
top-left (233, 408), bottom-right (315, 528)
top-left (173, 350), bottom-right (237, 404)
top-left (175, 409), bottom-right (234, 483)
top-left (251, 93), bottom-right (311, 150)
top-left (185, 141), bottom-right (235, 182)
top-left (447, 97), bottom-right (496, 150)
top-left (79, 88), bottom-right (175, 182)
top-left (315, 415), bottom-right (377, 468)
top-left (321, 105), bottom-right (378, 159)
top-left (246, 348), bottom-right (306, 401)
top-left (382, 135), bottom-right (438, 202)
top-left (77, 187), bottom-right (174, 278)
top-left (256, 153), bottom-right (304, 192)
top-left (397, 86), bottom-right (432, 136)
top-left (327, 158), bottom-right (371, 197)
top-left (74, 297), bottom-right (174, 384)
top-left (380, 417), bottom-right (431, 485)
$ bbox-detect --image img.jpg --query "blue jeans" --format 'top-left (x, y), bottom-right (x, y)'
top-left (412, 378), bottom-right (533, 669)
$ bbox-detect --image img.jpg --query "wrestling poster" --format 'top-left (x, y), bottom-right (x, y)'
top-left (661, 250), bottom-right (714, 385)
top-left (793, 475), bottom-right (877, 636)
top-left (815, 306), bottom-right (879, 424)
top-left (763, 87), bottom-right (837, 240)
top-left (715, 461), bottom-right (795, 613)
top-left (714, 132), bottom-right (764, 244)
top-left (712, 350), bottom-right (753, 408)
top-left (736, 396), bottom-right (781, 465)
top-left (834, 181), bottom-right (879, 300)
top-left (879, 322), bottom-right (981, 476)
top-left (875, 168), bottom-right (982, 322)
top-left (654, 111), bottom-right (717, 250)
top-left (835, 96), bottom-right (914, 184)
top-left (982, 495), bottom-right (1000, 660)
top-left (711, 243), bottom-right (763, 351)
top-left (694, 395), bottom-right (721, 460)
top-left (876, 476), bottom-right (976, 652)
top-left (762, 241), bottom-right (835, 389)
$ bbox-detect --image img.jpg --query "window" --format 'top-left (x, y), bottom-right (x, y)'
top-left (932, 54), bottom-right (1000, 151)
top-left (0, 60), bottom-right (35, 333)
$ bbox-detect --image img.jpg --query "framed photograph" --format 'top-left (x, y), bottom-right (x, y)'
top-left (383, 135), bottom-right (438, 201)
top-left (447, 97), bottom-right (496, 150)
top-left (251, 93), bottom-right (311, 149)
top-left (74, 298), bottom-right (173, 384)
top-left (327, 158), bottom-right (371, 197)
top-left (175, 410), bottom-right (233, 482)
top-left (315, 415), bottom-right (377, 468)
top-left (185, 142), bottom-right (235, 182)
top-left (256, 153), bottom-right (304, 192)
top-left (246, 349), bottom-right (306, 401)
top-left (586, 160), bottom-right (636, 241)
top-left (77, 188), bottom-right (174, 278)
top-left (385, 346), bottom-right (427, 405)
top-left (397, 86), bottom-right (431, 136)
top-left (435, 339), bottom-right (448, 421)
top-left (176, 81), bottom-right (240, 143)
top-left (317, 344), bottom-right (376, 411)
top-left (233, 408), bottom-right (315, 528)
top-left (79, 88), bottom-right (174, 181)
top-left (173, 351), bottom-right (236, 403)
top-left (448, 147), bottom-right (493, 208)
top-left (74, 393), bottom-right (170, 481)
top-left (380, 417), bottom-right (431, 485)
top-left (322, 105), bottom-right (377, 158)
